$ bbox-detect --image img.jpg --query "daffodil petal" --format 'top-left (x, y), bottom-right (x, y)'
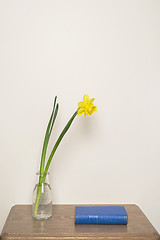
top-left (78, 102), bottom-right (83, 108)
top-left (83, 94), bottom-right (89, 103)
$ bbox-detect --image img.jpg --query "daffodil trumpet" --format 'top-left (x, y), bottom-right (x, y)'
top-left (33, 94), bottom-right (97, 217)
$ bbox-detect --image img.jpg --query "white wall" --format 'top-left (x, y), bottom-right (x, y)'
top-left (0, 0), bottom-right (160, 234)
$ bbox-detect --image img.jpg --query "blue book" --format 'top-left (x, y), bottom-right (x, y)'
top-left (75, 206), bottom-right (128, 224)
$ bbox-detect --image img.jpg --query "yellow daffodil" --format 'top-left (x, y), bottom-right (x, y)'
top-left (78, 94), bottom-right (97, 116)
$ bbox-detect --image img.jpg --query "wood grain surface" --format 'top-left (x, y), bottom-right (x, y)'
top-left (0, 204), bottom-right (160, 240)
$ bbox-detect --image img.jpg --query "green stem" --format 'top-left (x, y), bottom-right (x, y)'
top-left (44, 110), bottom-right (78, 176)
top-left (34, 99), bottom-right (59, 217)
top-left (33, 176), bottom-right (43, 217)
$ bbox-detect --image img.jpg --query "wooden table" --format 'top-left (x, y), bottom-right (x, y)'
top-left (0, 204), bottom-right (160, 240)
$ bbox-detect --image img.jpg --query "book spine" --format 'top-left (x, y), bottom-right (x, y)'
top-left (75, 215), bottom-right (128, 224)
top-left (98, 216), bottom-right (128, 224)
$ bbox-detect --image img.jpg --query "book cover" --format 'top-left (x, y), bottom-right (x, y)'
top-left (75, 206), bottom-right (128, 224)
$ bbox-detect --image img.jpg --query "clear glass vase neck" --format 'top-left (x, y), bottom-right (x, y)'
top-left (36, 171), bottom-right (49, 183)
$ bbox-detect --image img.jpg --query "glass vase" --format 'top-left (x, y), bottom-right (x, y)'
top-left (32, 172), bottom-right (52, 220)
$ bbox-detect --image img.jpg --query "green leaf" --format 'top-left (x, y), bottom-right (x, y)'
top-left (40, 96), bottom-right (58, 175)
top-left (49, 103), bottom-right (59, 138)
